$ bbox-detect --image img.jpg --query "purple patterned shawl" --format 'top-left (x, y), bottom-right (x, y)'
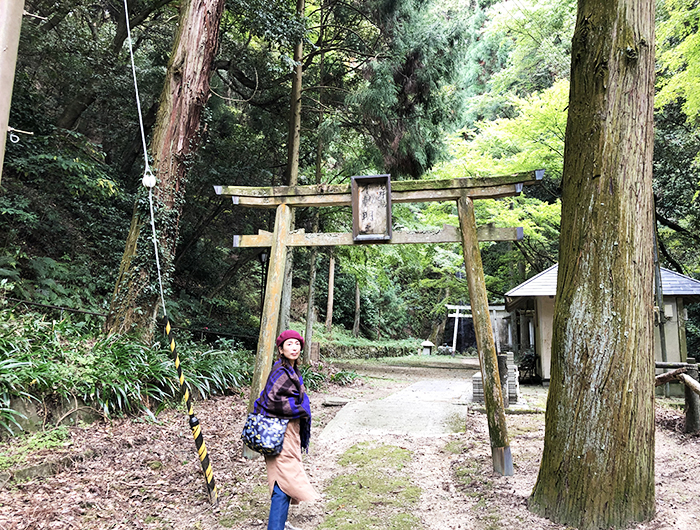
top-left (253, 359), bottom-right (312, 451)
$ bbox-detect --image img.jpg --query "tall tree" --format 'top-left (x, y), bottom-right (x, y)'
top-left (277, 0), bottom-right (305, 335)
top-left (529, 0), bottom-right (656, 527)
top-left (325, 250), bottom-right (335, 334)
top-left (104, 0), bottom-right (225, 337)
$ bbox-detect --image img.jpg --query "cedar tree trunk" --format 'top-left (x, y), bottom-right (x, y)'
top-left (104, 0), bottom-right (225, 338)
top-left (529, 0), bottom-right (656, 527)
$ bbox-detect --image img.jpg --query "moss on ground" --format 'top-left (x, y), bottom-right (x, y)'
top-left (0, 426), bottom-right (70, 471)
top-left (319, 441), bottom-right (423, 530)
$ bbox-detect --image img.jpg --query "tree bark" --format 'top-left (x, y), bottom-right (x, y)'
top-left (56, 93), bottom-right (96, 130)
top-left (353, 279), bottom-right (361, 338)
top-left (104, 0), bottom-right (225, 338)
top-left (325, 250), bottom-right (335, 335)
top-left (286, 0), bottom-right (304, 187)
top-left (529, 0), bottom-right (656, 527)
top-left (303, 244), bottom-right (318, 364)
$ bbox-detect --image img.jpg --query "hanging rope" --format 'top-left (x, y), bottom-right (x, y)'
top-left (123, 0), bottom-right (217, 505)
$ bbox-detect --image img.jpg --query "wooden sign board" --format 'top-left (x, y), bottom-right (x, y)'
top-left (351, 175), bottom-right (392, 243)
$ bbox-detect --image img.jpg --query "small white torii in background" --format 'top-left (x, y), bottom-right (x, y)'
top-left (446, 304), bottom-right (506, 354)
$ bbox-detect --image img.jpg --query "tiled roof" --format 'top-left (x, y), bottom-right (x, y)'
top-left (505, 264), bottom-right (700, 298)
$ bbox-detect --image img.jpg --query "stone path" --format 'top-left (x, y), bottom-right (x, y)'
top-left (318, 378), bottom-right (473, 442)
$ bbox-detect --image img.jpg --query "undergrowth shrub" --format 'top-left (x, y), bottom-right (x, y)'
top-left (0, 309), bottom-right (254, 433)
top-left (330, 370), bottom-right (360, 385)
top-left (299, 363), bottom-right (360, 392)
top-left (300, 364), bottom-right (327, 392)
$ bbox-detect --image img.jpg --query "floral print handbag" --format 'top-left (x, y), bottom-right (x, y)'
top-left (241, 413), bottom-right (290, 455)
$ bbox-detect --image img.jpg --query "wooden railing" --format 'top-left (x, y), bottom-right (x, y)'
top-left (655, 358), bottom-right (700, 433)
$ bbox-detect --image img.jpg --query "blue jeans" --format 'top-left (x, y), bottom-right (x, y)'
top-left (268, 482), bottom-right (291, 530)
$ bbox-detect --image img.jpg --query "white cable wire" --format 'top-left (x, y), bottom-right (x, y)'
top-left (123, 0), bottom-right (167, 318)
top-left (123, 0), bottom-right (151, 180)
top-left (148, 189), bottom-right (168, 317)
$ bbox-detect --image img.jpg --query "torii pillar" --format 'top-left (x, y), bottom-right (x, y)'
top-left (459, 191), bottom-right (512, 475)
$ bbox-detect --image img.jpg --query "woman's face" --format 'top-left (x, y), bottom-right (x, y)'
top-left (279, 338), bottom-right (302, 363)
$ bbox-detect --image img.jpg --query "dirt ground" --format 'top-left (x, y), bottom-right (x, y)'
top-left (0, 360), bottom-right (698, 530)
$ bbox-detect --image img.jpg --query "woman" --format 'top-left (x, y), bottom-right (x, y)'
top-left (253, 330), bottom-right (320, 530)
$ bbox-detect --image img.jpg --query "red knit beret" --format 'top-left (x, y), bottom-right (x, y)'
top-left (276, 329), bottom-right (305, 349)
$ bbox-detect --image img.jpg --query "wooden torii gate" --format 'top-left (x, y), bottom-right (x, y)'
top-left (215, 169), bottom-right (543, 475)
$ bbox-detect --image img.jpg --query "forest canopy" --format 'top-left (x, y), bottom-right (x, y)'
top-left (1, 0), bottom-right (699, 350)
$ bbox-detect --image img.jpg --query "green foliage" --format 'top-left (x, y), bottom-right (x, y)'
top-left (653, 102), bottom-right (700, 285)
top-left (485, 0), bottom-right (576, 95)
top-left (226, 0), bottom-right (305, 49)
top-left (329, 370), bottom-right (360, 386)
top-left (342, 0), bottom-right (475, 177)
top-left (432, 80), bottom-right (569, 195)
top-left (6, 0), bottom-right (699, 352)
top-left (1, 128), bottom-right (132, 312)
top-left (0, 357), bottom-right (31, 434)
top-left (300, 364), bottom-right (327, 392)
top-left (657, 0), bottom-right (700, 126)
top-left (177, 338), bottom-right (254, 399)
top-left (0, 310), bottom-right (253, 426)
top-left (0, 196), bottom-right (38, 226)
top-left (10, 135), bottom-right (119, 199)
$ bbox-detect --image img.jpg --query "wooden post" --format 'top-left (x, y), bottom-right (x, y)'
top-left (0, 0), bottom-right (25, 185)
top-left (684, 358), bottom-right (700, 434)
top-left (498, 354), bottom-right (509, 408)
top-left (678, 298), bottom-right (688, 362)
top-left (458, 192), bottom-right (512, 476)
top-left (244, 203), bottom-right (292, 459)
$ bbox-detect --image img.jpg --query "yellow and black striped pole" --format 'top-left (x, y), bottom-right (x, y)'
top-left (165, 317), bottom-right (218, 505)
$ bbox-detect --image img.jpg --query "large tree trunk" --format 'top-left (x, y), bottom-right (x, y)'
top-left (104, 0), bottom-right (225, 338)
top-left (56, 93), bottom-right (97, 130)
top-left (529, 0), bottom-right (656, 527)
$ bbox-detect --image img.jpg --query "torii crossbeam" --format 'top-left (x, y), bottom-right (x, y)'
top-left (215, 169), bottom-right (544, 475)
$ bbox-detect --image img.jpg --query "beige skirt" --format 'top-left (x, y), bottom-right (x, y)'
top-left (265, 418), bottom-right (320, 504)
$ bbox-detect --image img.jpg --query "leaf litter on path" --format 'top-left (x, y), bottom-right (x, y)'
top-left (0, 364), bottom-right (697, 530)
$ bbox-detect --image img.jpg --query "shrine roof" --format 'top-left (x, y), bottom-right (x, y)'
top-left (505, 264), bottom-right (700, 302)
